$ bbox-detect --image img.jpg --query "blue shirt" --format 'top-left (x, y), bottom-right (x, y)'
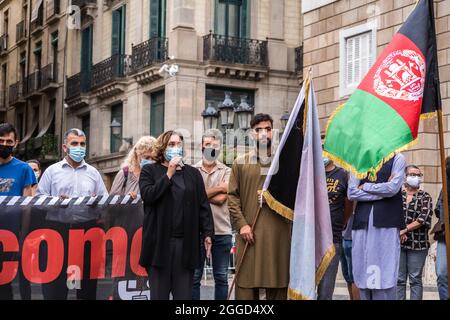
top-left (0, 157), bottom-right (37, 196)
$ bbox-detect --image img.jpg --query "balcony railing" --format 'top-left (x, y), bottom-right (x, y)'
top-left (16, 21), bottom-right (26, 43)
top-left (26, 70), bottom-right (42, 95)
top-left (203, 33), bottom-right (268, 67)
top-left (67, 73), bottom-right (81, 99)
top-left (0, 90), bottom-right (6, 111)
top-left (91, 54), bottom-right (130, 89)
top-left (131, 37), bottom-right (168, 73)
top-left (41, 63), bottom-right (58, 88)
top-left (9, 81), bottom-right (25, 104)
top-left (295, 46), bottom-right (303, 73)
top-left (47, 0), bottom-right (61, 20)
top-left (0, 34), bottom-right (7, 54)
top-left (72, 0), bottom-right (97, 7)
top-left (31, 13), bottom-right (44, 33)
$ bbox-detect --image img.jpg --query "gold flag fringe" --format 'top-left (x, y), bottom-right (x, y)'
top-left (288, 244), bottom-right (336, 300)
top-left (420, 111), bottom-right (437, 120)
top-left (262, 190), bottom-right (294, 221)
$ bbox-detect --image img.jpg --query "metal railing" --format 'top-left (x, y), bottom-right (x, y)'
top-left (9, 81), bottom-right (24, 104)
top-left (66, 73), bottom-right (81, 99)
top-left (72, 0), bottom-right (97, 7)
top-left (27, 70), bottom-right (42, 94)
top-left (91, 54), bottom-right (130, 89)
top-left (16, 21), bottom-right (26, 43)
top-left (41, 63), bottom-right (58, 88)
top-left (31, 11), bottom-right (44, 32)
top-left (0, 34), bottom-right (7, 53)
top-left (203, 33), bottom-right (268, 67)
top-left (295, 45), bottom-right (303, 73)
top-left (47, 0), bottom-right (61, 19)
top-left (131, 37), bottom-right (168, 73)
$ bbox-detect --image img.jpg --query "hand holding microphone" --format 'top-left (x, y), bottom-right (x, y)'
top-left (167, 156), bottom-right (184, 179)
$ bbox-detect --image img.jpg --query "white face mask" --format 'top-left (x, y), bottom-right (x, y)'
top-left (406, 176), bottom-right (421, 188)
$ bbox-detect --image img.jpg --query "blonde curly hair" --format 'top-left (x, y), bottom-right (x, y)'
top-left (122, 136), bottom-right (157, 171)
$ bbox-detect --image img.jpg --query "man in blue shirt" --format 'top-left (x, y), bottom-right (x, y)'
top-left (0, 123), bottom-right (37, 300)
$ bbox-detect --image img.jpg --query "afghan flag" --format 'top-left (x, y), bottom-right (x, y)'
top-left (324, 0), bottom-right (441, 179)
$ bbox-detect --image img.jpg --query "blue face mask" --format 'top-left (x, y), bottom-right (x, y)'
top-left (164, 147), bottom-right (183, 162)
top-left (323, 157), bottom-right (331, 167)
top-left (34, 171), bottom-right (40, 181)
top-left (140, 159), bottom-right (155, 169)
top-left (68, 147), bottom-right (86, 163)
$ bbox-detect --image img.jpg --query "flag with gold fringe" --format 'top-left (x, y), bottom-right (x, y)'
top-left (262, 75), bottom-right (335, 300)
top-left (324, 0), bottom-right (441, 180)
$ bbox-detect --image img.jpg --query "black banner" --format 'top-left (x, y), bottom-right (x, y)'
top-left (0, 196), bottom-right (149, 300)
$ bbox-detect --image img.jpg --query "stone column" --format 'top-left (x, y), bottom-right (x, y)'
top-left (267, 0), bottom-right (288, 71)
top-left (168, 0), bottom-right (198, 61)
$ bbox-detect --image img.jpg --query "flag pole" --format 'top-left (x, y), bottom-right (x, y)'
top-left (437, 109), bottom-right (450, 300)
top-left (227, 207), bottom-right (262, 300)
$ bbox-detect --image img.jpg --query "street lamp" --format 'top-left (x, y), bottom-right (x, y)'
top-left (218, 91), bottom-right (235, 129)
top-left (110, 118), bottom-right (121, 136)
top-left (110, 119), bottom-right (133, 147)
top-left (280, 111), bottom-right (290, 131)
top-left (201, 102), bottom-right (219, 130)
top-left (234, 95), bottom-right (254, 130)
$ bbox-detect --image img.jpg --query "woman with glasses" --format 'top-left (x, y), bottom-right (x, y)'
top-left (396, 165), bottom-right (433, 300)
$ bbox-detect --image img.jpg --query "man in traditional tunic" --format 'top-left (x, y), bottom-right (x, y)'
top-left (228, 113), bottom-right (292, 300)
top-left (348, 153), bottom-right (406, 300)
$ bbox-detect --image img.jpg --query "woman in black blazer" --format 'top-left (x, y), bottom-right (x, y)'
top-left (139, 130), bottom-right (214, 300)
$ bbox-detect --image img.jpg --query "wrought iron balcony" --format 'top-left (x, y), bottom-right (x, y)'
top-left (66, 73), bottom-right (82, 99)
top-left (203, 33), bottom-right (268, 67)
top-left (91, 54), bottom-right (130, 89)
top-left (16, 21), bottom-right (27, 44)
top-left (47, 0), bottom-right (61, 23)
top-left (0, 34), bottom-right (8, 55)
top-left (41, 63), bottom-right (58, 92)
top-left (295, 46), bottom-right (303, 74)
top-left (131, 37), bottom-right (168, 73)
top-left (9, 81), bottom-right (26, 105)
top-left (0, 90), bottom-right (6, 112)
top-left (26, 71), bottom-right (43, 97)
top-left (72, 0), bottom-right (97, 8)
top-left (31, 13), bottom-right (44, 34)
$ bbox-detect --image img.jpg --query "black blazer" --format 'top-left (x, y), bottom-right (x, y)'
top-left (139, 163), bottom-right (214, 269)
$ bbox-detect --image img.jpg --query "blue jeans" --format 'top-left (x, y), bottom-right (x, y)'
top-left (340, 239), bottom-right (353, 284)
top-left (396, 248), bottom-right (428, 300)
top-left (436, 241), bottom-right (448, 300)
top-left (192, 235), bottom-right (232, 300)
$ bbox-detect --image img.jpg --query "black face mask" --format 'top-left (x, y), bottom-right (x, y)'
top-left (202, 147), bottom-right (220, 162)
top-left (0, 145), bottom-right (13, 159)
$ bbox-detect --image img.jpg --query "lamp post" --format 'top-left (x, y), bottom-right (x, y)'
top-left (201, 101), bottom-right (219, 130)
top-left (218, 91), bottom-right (235, 146)
top-left (235, 95), bottom-right (254, 146)
top-left (110, 119), bottom-right (133, 149)
top-left (280, 111), bottom-right (290, 132)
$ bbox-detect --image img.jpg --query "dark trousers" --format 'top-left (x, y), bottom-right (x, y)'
top-left (148, 237), bottom-right (194, 300)
top-left (317, 242), bottom-right (342, 300)
top-left (192, 234), bottom-right (232, 300)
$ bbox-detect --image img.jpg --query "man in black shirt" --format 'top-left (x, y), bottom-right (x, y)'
top-left (317, 154), bottom-right (353, 300)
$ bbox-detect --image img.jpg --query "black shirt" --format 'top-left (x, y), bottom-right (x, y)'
top-left (326, 167), bottom-right (348, 243)
top-left (171, 170), bottom-right (185, 237)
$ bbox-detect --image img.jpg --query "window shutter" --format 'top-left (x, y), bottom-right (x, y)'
top-left (111, 9), bottom-right (121, 55)
top-left (150, 0), bottom-right (160, 37)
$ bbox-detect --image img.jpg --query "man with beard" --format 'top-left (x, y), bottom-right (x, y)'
top-left (228, 113), bottom-right (292, 300)
top-left (192, 129), bottom-right (232, 300)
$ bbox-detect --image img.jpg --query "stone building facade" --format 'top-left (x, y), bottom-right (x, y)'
top-left (303, 0), bottom-right (450, 201)
top-left (0, 0), bottom-right (64, 167)
top-left (62, 0), bottom-right (303, 188)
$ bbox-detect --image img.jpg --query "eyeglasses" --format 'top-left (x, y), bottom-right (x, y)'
top-left (407, 173), bottom-right (423, 177)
